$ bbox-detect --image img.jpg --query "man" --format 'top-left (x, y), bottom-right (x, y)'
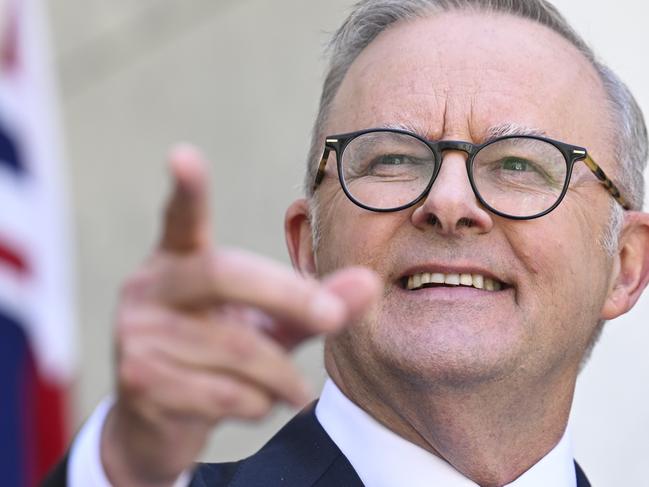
top-left (46, 0), bottom-right (649, 485)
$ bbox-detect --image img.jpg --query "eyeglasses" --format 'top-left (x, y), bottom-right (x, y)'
top-left (312, 128), bottom-right (630, 220)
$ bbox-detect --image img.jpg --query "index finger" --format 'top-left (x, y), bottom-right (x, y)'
top-left (159, 144), bottom-right (212, 253)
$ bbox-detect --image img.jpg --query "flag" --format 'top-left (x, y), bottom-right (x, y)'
top-left (0, 0), bottom-right (75, 485)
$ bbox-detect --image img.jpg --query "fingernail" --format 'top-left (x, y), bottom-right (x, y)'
top-left (170, 143), bottom-right (201, 160)
top-left (309, 292), bottom-right (345, 327)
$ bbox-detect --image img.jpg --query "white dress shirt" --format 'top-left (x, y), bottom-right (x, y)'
top-left (68, 397), bottom-right (191, 487)
top-left (69, 379), bottom-right (577, 487)
top-left (316, 379), bottom-right (577, 487)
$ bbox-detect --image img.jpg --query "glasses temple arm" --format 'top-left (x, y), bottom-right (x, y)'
top-left (582, 155), bottom-right (631, 210)
top-left (312, 147), bottom-right (331, 192)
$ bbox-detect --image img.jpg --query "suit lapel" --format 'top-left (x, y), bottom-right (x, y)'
top-left (228, 404), bottom-right (363, 487)
top-left (574, 461), bottom-right (591, 487)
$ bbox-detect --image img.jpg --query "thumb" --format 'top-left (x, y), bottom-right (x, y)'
top-left (321, 267), bottom-right (382, 326)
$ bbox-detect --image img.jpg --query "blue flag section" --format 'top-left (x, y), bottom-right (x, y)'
top-left (0, 310), bottom-right (32, 487)
top-left (0, 120), bottom-right (25, 174)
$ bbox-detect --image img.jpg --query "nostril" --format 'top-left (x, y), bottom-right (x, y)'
top-left (427, 214), bottom-right (440, 226)
top-left (458, 217), bottom-right (474, 228)
top-left (425, 214), bottom-right (475, 229)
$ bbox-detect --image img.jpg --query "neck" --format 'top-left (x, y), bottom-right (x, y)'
top-left (324, 346), bottom-right (576, 487)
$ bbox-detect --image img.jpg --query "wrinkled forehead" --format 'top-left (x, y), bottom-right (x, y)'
top-left (327, 10), bottom-right (613, 158)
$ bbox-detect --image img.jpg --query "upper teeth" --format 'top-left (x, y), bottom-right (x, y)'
top-left (406, 272), bottom-right (502, 291)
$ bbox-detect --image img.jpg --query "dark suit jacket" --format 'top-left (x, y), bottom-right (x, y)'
top-left (42, 404), bottom-right (591, 486)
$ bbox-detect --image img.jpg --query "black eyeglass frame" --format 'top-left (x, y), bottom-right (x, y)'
top-left (312, 128), bottom-right (631, 220)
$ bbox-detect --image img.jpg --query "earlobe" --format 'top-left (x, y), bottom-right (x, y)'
top-left (284, 198), bottom-right (317, 276)
top-left (600, 211), bottom-right (649, 320)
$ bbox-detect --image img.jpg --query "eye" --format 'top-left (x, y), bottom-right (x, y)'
top-left (365, 153), bottom-right (429, 177)
top-left (481, 155), bottom-right (561, 188)
top-left (500, 157), bottom-right (532, 172)
top-left (379, 154), bottom-right (411, 165)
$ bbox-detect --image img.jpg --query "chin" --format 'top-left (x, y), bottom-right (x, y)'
top-left (343, 312), bottom-right (530, 392)
top-left (379, 337), bottom-right (525, 391)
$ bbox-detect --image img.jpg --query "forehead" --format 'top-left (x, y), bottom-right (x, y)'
top-left (328, 10), bottom-right (612, 152)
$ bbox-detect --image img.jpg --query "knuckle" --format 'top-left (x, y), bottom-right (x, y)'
top-left (151, 308), bottom-right (177, 334)
top-left (218, 326), bottom-right (259, 362)
top-left (270, 275), bottom-right (319, 318)
top-left (115, 313), bottom-right (137, 350)
top-left (209, 249), bottom-right (233, 290)
top-left (209, 247), bottom-right (260, 293)
top-left (118, 354), bottom-right (150, 395)
top-left (115, 307), bottom-right (150, 346)
top-left (298, 282), bottom-right (321, 314)
top-left (116, 307), bottom-right (140, 332)
top-left (119, 267), bottom-right (155, 302)
top-left (241, 396), bottom-right (273, 420)
top-left (209, 379), bottom-right (241, 412)
top-left (116, 306), bottom-right (178, 345)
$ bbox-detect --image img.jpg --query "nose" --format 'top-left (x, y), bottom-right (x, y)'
top-left (411, 150), bottom-right (494, 235)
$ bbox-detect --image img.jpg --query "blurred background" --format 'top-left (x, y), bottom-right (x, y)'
top-left (4, 0), bottom-right (648, 485)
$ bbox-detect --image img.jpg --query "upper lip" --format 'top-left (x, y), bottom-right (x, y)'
top-left (397, 264), bottom-right (511, 287)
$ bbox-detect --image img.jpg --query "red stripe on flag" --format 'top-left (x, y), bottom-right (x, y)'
top-left (21, 341), bottom-right (69, 486)
top-left (1, 5), bottom-right (20, 72)
top-left (34, 372), bottom-right (68, 483)
top-left (0, 239), bottom-right (29, 275)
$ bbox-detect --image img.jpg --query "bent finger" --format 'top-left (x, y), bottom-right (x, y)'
top-left (123, 351), bottom-right (278, 423)
top-left (120, 305), bottom-right (313, 406)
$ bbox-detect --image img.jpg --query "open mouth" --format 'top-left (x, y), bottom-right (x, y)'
top-left (401, 272), bottom-right (508, 292)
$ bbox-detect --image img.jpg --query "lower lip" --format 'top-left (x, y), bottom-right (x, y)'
top-left (395, 284), bottom-right (513, 301)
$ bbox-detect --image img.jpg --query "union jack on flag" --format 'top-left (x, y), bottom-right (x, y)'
top-left (0, 0), bottom-right (75, 485)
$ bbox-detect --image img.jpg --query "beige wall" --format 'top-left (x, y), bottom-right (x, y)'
top-left (48, 1), bottom-right (649, 484)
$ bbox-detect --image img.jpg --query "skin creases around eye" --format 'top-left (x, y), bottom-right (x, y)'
top-left (366, 154), bottom-right (432, 180)
top-left (348, 132), bottom-right (434, 178)
top-left (345, 151), bottom-right (431, 208)
top-left (483, 156), bottom-right (555, 188)
top-left (375, 153), bottom-right (426, 169)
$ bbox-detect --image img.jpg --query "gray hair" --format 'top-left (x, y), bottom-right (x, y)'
top-left (304, 0), bottom-right (648, 249)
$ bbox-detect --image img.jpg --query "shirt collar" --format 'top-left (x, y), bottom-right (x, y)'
top-left (315, 379), bottom-right (576, 487)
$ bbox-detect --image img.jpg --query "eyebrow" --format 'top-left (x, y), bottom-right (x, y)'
top-left (379, 121), bottom-right (429, 135)
top-left (484, 123), bottom-right (548, 141)
top-left (378, 121), bottom-right (548, 143)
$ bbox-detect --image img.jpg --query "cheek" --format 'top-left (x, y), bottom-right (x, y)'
top-left (505, 211), bottom-right (595, 289)
top-left (506, 216), bottom-right (609, 344)
top-left (511, 228), bottom-right (567, 278)
top-left (314, 190), bottom-right (408, 276)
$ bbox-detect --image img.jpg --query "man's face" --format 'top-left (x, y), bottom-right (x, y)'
top-left (313, 12), bottom-right (619, 393)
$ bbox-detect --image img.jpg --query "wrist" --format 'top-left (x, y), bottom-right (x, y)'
top-left (101, 401), bottom-right (199, 487)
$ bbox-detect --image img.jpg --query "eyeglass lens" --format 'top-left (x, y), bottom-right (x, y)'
top-left (340, 131), bottom-right (568, 218)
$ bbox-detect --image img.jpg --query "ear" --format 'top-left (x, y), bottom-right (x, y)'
top-left (600, 211), bottom-right (649, 320)
top-left (285, 198), bottom-right (317, 276)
